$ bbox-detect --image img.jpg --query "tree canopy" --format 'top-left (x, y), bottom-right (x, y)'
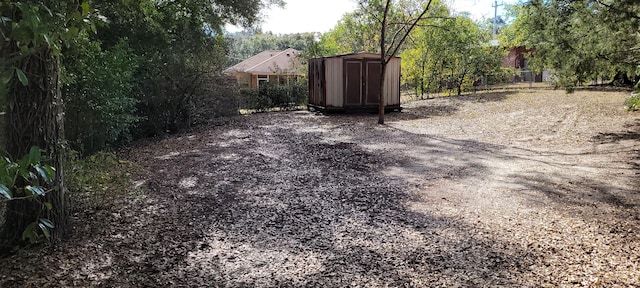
top-left (501, 0), bottom-right (640, 88)
top-left (0, 0), bottom-right (280, 250)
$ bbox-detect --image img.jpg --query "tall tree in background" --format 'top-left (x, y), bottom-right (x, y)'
top-left (89, 0), bottom-right (283, 136)
top-left (0, 0), bottom-right (280, 251)
top-left (320, 11), bottom-right (382, 54)
top-left (501, 0), bottom-right (640, 88)
top-left (358, 0), bottom-right (434, 124)
top-left (226, 31), bottom-right (317, 66)
top-left (404, 15), bottom-right (503, 96)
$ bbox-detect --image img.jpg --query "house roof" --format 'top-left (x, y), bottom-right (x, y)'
top-left (225, 48), bottom-right (303, 75)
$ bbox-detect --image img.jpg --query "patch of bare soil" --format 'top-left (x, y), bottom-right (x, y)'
top-left (1, 89), bottom-right (639, 287)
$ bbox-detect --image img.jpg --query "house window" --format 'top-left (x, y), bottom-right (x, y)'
top-left (257, 75), bottom-right (269, 88)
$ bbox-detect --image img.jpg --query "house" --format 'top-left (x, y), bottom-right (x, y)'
top-left (502, 46), bottom-right (543, 82)
top-left (225, 48), bottom-right (304, 89)
top-left (308, 52), bottom-right (401, 113)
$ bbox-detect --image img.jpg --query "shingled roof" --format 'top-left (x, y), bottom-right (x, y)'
top-left (225, 48), bottom-right (302, 74)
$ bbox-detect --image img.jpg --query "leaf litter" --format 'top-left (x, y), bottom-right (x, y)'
top-left (1, 89), bottom-right (639, 287)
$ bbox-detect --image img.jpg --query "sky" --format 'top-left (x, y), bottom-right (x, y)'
top-left (228, 0), bottom-right (519, 34)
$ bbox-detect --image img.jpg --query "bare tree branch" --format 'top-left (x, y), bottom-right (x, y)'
top-left (385, 0), bottom-right (434, 64)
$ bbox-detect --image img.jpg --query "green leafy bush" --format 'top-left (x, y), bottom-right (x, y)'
top-left (63, 40), bottom-right (141, 155)
top-left (239, 80), bottom-right (308, 112)
top-left (625, 89), bottom-right (640, 111)
top-left (0, 147), bottom-right (56, 243)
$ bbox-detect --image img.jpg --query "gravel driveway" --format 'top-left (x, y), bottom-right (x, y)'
top-left (1, 89), bottom-right (639, 287)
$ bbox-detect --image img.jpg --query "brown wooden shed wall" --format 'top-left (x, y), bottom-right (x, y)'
top-left (308, 53), bottom-right (401, 111)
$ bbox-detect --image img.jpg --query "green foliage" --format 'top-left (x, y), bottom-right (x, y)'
top-left (400, 10), bottom-right (504, 96)
top-left (624, 91), bottom-right (640, 111)
top-left (63, 40), bottom-right (140, 154)
top-left (22, 218), bottom-right (53, 244)
top-left (89, 0), bottom-right (277, 136)
top-left (0, 147), bottom-right (55, 201)
top-left (625, 79), bottom-right (640, 111)
top-left (240, 80), bottom-right (308, 112)
top-left (0, 146), bottom-right (56, 243)
top-left (319, 11), bottom-right (381, 55)
top-left (501, 1), bottom-right (640, 88)
top-left (65, 150), bottom-right (135, 211)
top-left (0, 0), bottom-right (98, 85)
top-left (226, 31), bottom-right (318, 66)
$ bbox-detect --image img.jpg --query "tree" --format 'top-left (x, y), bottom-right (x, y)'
top-left (90, 0), bottom-right (284, 136)
top-left (0, 0), bottom-right (278, 252)
top-left (0, 0), bottom-right (95, 251)
top-left (319, 11), bottom-right (382, 55)
top-left (363, 0), bottom-right (434, 124)
top-left (501, 1), bottom-right (640, 88)
top-left (62, 40), bottom-right (140, 154)
top-left (226, 31), bottom-right (317, 67)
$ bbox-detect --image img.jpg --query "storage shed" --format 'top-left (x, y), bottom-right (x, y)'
top-left (308, 52), bottom-right (401, 112)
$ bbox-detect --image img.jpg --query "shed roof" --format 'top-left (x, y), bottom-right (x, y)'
top-left (310, 51), bottom-right (401, 61)
top-left (225, 48), bottom-right (302, 75)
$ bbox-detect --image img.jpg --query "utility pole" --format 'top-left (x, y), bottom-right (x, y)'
top-left (492, 0), bottom-right (503, 36)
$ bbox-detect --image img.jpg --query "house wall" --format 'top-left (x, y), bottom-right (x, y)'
top-left (503, 46), bottom-right (530, 69)
top-left (235, 73), bottom-right (252, 88)
top-left (250, 75), bottom-right (258, 89)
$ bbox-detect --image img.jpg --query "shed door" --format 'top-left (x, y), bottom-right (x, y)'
top-left (366, 61), bottom-right (381, 105)
top-left (310, 59), bottom-right (324, 106)
top-left (345, 60), bottom-right (362, 106)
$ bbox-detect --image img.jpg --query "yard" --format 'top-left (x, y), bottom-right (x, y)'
top-left (1, 89), bottom-right (639, 286)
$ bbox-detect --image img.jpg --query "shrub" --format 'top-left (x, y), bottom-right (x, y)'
top-left (239, 79), bottom-right (308, 112)
top-left (0, 147), bottom-right (56, 244)
top-left (190, 75), bottom-right (240, 125)
top-left (63, 40), bottom-right (140, 155)
top-left (625, 90), bottom-right (640, 111)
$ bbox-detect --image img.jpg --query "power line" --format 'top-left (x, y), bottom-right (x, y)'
top-left (492, 0), bottom-right (504, 36)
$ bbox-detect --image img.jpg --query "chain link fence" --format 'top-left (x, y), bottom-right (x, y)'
top-left (401, 70), bottom-right (553, 102)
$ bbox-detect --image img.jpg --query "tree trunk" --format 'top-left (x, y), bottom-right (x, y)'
top-left (378, 62), bottom-right (387, 125)
top-left (1, 47), bottom-right (68, 252)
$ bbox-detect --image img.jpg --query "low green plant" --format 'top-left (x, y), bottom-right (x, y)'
top-left (0, 146), bottom-right (56, 243)
top-left (625, 80), bottom-right (640, 111)
top-left (65, 151), bottom-right (135, 211)
top-left (63, 40), bottom-right (141, 154)
top-left (239, 80), bottom-right (308, 112)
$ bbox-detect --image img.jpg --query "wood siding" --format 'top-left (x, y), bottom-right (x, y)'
top-left (308, 53), bottom-right (400, 111)
top-left (325, 57), bottom-right (343, 107)
top-left (366, 60), bottom-right (381, 106)
top-left (384, 58), bottom-right (401, 106)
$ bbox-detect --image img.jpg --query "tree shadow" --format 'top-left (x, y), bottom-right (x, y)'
top-left (512, 172), bottom-right (638, 210)
top-left (455, 91), bottom-right (518, 103)
top-left (128, 118), bottom-right (539, 286)
top-left (390, 91), bottom-right (517, 121)
top-left (4, 108), bottom-right (639, 286)
top-left (592, 119), bottom-right (640, 144)
top-left (391, 103), bottom-right (460, 121)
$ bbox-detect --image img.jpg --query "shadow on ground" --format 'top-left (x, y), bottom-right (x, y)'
top-left (105, 114), bottom-right (538, 286)
top-left (395, 91), bottom-right (516, 121)
top-left (2, 106), bottom-right (639, 287)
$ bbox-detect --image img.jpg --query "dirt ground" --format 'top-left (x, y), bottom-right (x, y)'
top-left (1, 89), bottom-right (639, 287)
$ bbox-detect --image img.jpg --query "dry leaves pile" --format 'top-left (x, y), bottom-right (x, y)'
top-left (0, 89), bottom-right (639, 287)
